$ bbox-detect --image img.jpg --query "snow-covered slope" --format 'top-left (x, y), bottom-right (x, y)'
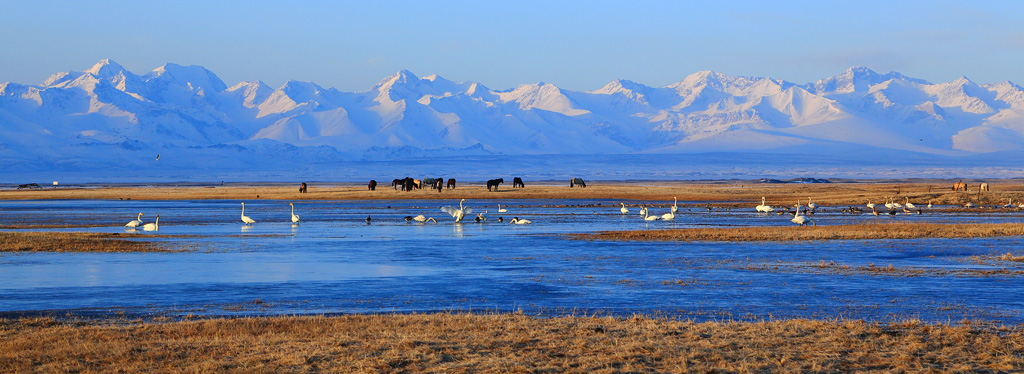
top-left (2, 60), bottom-right (1023, 178)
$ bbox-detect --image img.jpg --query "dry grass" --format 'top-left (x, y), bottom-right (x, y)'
top-left (4, 181), bottom-right (1024, 206)
top-left (741, 260), bottom-right (1024, 278)
top-left (0, 232), bottom-right (177, 253)
top-left (1, 313), bottom-right (1021, 373)
top-left (571, 222), bottom-right (1024, 242)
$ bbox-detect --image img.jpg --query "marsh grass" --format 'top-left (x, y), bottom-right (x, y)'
top-left (0, 232), bottom-right (180, 253)
top-left (571, 223), bottom-right (1024, 242)
top-left (1, 313), bottom-right (1021, 373)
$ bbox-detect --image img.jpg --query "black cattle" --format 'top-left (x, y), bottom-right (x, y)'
top-left (299, 182), bottom-right (308, 193)
top-left (512, 177), bottom-right (524, 188)
top-left (570, 178), bottom-right (586, 188)
top-left (368, 180), bottom-right (377, 191)
top-left (447, 178), bottom-right (456, 189)
top-left (487, 178), bottom-right (504, 191)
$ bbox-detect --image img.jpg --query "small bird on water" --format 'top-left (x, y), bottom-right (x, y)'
top-left (365, 215), bottom-right (372, 224)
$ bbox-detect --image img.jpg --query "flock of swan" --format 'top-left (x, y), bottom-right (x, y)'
top-left (125, 194), bottom-right (987, 231)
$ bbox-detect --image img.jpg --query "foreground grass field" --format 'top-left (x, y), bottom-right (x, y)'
top-left (0, 232), bottom-right (177, 253)
top-left (2, 314), bottom-right (1021, 373)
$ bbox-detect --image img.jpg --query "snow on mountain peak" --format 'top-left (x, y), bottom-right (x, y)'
top-left (145, 63), bottom-right (227, 94)
top-left (86, 59), bottom-right (127, 77)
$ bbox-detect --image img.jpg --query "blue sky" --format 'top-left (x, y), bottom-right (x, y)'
top-left (2, 1), bottom-right (1022, 91)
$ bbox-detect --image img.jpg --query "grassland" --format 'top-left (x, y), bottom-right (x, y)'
top-left (1, 313), bottom-right (1021, 373)
top-left (571, 222), bottom-right (1024, 242)
top-left (0, 232), bottom-right (179, 253)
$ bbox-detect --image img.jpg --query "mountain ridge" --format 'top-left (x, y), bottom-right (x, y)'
top-left (2, 60), bottom-right (1024, 176)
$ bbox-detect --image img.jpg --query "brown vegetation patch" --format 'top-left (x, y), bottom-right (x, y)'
top-left (571, 223), bottom-right (1024, 242)
top-left (1, 314), bottom-right (1021, 373)
top-left (740, 260), bottom-right (1024, 278)
top-left (0, 232), bottom-right (181, 253)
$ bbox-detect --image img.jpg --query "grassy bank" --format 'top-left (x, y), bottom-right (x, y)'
top-left (0, 232), bottom-right (177, 253)
top-left (1, 314), bottom-right (1021, 373)
top-left (570, 222), bottom-right (1024, 242)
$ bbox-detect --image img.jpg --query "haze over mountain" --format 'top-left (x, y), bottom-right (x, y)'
top-left (2, 60), bottom-right (1023, 180)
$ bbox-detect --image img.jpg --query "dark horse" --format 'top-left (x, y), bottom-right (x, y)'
top-left (447, 178), bottom-right (456, 189)
top-left (512, 177), bottom-right (524, 188)
top-left (487, 178), bottom-right (504, 191)
top-left (368, 180), bottom-right (377, 191)
top-left (392, 179), bottom-right (405, 190)
top-left (570, 178), bottom-right (586, 188)
top-left (299, 182), bottom-right (308, 193)
top-left (403, 177), bottom-right (416, 192)
top-left (433, 177), bottom-right (443, 192)
top-left (423, 178), bottom-right (444, 193)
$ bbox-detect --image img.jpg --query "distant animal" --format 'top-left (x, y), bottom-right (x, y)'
top-left (807, 197), bottom-right (817, 210)
top-left (441, 199), bottom-right (472, 222)
top-left (498, 204), bottom-right (508, 213)
top-left (755, 197), bottom-right (774, 213)
top-left (433, 178), bottom-right (443, 192)
top-left (403, 177), bottom-right (416, 192)
top-left (487, 178), bottom-right (504, 191)
top-left (620, 203), bottom-right (629, 214)
top-left (512, 177), bottom-right (525, 188)
top-left (643, 209), bottom-right (660, 221)
top-left (447, 178), bottom-right (456, 189)
top-left (423, 178), bottom-right (438, 188)
top-left (368, 180), bottom-right (377, 191)
top-left (660, 210), bottom-right (675, 220)
top-left (671, 197), bottom-right (679, 214)
top-left (475, 212), bottom-right (488, 222)
top-left (125, 212), bottom-right (144, 228)
top-left (509, 217), bottom-right (532, 224)
top-left (412, 179), bottom-right (422, 190)
top-left (392, 179), bottom-right (405, 190)
top-left (241, 202), bottom-right (256, 225)
top-left (980, 182), bottom-right (989, 192)
top-left (866, 200), bottom-right (876, 210)
top-left (904, 197), bottom-right (916, 210)
top-left (365, 215), bottom-right (372, 224)
top-left (142, 215), bottom-right (160, 231)
top-left (289, 203), bottom-right (300, 223)
top-left (570, 178), bottom-right (586, 188)
top-left (155, 154), bottom-right (160, 161)
top-left (299, 182), bottom-right (307, 193)
top-left (953, 180), bottom-right (966, 192)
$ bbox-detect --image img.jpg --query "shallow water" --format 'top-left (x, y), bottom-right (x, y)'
top-left (1, 199), bottom-right (1023, 323)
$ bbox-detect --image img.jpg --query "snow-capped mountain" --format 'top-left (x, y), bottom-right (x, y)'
top-left (2, 60), bottom-right (1023, 178)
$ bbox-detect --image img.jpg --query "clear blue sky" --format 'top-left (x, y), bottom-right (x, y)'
top-left (2, 1), bottom-right (1022, 91)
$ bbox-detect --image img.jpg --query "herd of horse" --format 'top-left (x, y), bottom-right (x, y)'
top-left (299, 177), bottom-right (588, 193)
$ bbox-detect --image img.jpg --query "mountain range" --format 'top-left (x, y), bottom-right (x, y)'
top-left (2, 60), bottom-right (1023, 179)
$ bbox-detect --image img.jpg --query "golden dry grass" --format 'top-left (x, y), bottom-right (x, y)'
top-left (571, 222), bottom-right (1024, 242)
top-left (1, 314), bottom-right (1021, 373)
top-left (4, 181), bottom-right (1024, 207)
top-left (0, 232), bottom-right (176, 253)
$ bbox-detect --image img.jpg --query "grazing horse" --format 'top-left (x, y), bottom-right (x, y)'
top-left (392, 179), bottom-right (405, 190)
top-left (447, 178), bottom-right (456, 189)
top-left (299, 182), bottom-right (307, 193)
top-left (368, 180), bottom-right (377, 191)
top-left (412, 179), bottom-right (422, 190)
top-left (570, 178), bottom-right (586, 188)
top-left (952, 180), bottom-right (967, 192)
top-left (980, 182), bottom-right (989, 192)
top-left (403, 177), bottom-right (416, 192)
top-left (487, 178), bottom-right (504, 191)
top-left (433, 178), bottom-right (443, 192)
top-left (512, 177), bottom-right (524, 188)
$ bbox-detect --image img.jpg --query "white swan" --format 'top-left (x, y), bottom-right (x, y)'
top-left (241, 202), bottom-right (256, 225)
top-left (890, 197), bottom-right (903, 209)
top-left (791, 203), bottom-right (814, 226)
top-left (671, 197), bottom-right (678, 214)
top-left (289, 203), bottom-right (300, 223)
top-left (904, 197), bottom-right (916, 210)
top-left (643, 209), bottom-right (660, 221)
top-left (125, 212), bottom-right (144, 228)
top-left (807, 197), bottom-right (817, 210)
top-left (884, 197), bottom-right (895, 210)
top-left (620, 203), bottom-right (629, 214)
top-left (509, 217), bottom-right (532, 224)
top-left (638, 205), bottom-right (648, 217)
top-left (756, 197), bottom-right (774, 213)
top-left (497, 204), bottom-right (508, 213)
top-left (441, 199), bottom-right (472, 222)
top-left (660, 210), bottom-right (675, 220)
top-left (142, 214), bottom-right (159, 231)
top-left (866, 200), bottom-right (876, 210)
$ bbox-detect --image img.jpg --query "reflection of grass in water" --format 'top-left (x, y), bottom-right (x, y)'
top-left (2, 313), bottom-right (1022, 373)
top-left (737, 260), bottom-right (1024, 278)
